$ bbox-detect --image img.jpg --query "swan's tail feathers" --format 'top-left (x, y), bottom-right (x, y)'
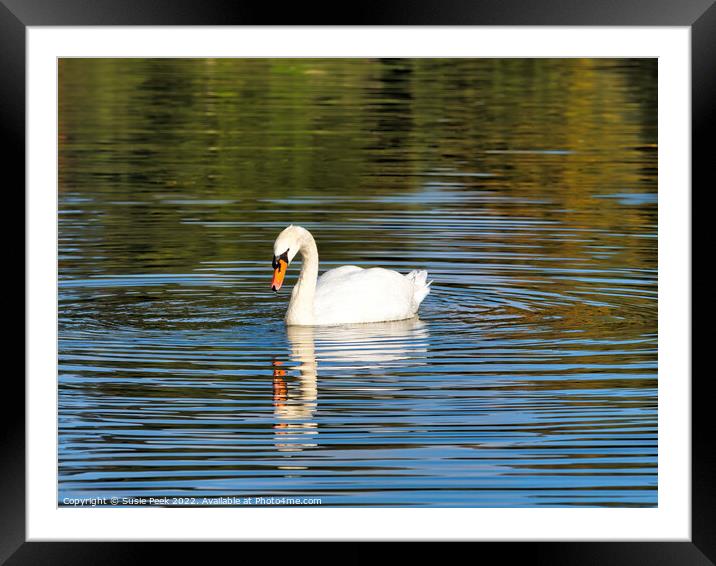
top-left (407, 269), bottom-right (431, 307)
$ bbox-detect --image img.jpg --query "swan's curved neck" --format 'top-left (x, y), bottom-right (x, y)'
top-left (286, 231), bottom-right (319, 326)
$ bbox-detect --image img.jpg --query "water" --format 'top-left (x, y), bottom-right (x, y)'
top-left (58, 58), bottom-right (657, 507)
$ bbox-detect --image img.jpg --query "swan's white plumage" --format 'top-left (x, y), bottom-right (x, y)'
top-left (314, 266), bottom-right (427, 326)
top-left (271, 226), bottom-right (431, 326)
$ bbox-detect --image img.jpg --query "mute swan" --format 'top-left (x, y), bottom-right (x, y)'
top-left (271, 225), bottom-right (431, 326)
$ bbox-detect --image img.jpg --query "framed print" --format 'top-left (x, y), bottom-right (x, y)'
top-left (9, 0), bottom-right (708, 563)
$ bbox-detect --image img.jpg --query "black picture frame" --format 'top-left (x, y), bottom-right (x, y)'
top-left (7, 1), bottom-right (708, 563)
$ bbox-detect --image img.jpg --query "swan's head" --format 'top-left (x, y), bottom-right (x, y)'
top-left (271, 225), bottom-right (306, 292)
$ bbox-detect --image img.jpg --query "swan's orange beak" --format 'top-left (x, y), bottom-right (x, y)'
top-left (271, 258), bottom-right (287, 292)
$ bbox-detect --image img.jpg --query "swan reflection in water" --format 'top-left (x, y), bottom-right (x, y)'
top-left (271, 318), bottom-right (429, 454)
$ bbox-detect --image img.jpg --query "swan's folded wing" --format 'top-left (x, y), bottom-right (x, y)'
top-left (314, 267), bottom-right (417, 325)
top-left (317, 265), bottom-right (364, 286)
